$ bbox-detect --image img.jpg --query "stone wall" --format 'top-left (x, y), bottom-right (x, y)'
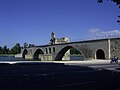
top-left (20, 38), bottom-right (120, 60)
top-left (110, 38), bottom-right (120, 59)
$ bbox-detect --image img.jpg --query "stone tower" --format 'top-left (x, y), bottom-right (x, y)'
top-left (51, 32), bottom-right (55, 39)
top-left (50, 32), bottom-right (56, 45)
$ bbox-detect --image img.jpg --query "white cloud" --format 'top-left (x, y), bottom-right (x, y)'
top-left (88, 28), bottom-right (120, 39)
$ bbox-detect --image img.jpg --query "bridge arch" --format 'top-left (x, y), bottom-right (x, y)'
top-left (22, 49), bottom-right (28, 58)
top-left (55, 46), bottom-right (84, 61)
top-left (33, 49), bottom-right (44, 60)
top-left (96, 49), bottom-right (105, 59)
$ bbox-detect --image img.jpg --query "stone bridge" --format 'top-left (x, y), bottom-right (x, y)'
top-left (18, 38), bottom-right (120, 61)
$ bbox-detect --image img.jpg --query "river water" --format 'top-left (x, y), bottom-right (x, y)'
top-left (0, 55), bottom-right (84, 61)
top-left (0, 56), bottom-right (24, 61)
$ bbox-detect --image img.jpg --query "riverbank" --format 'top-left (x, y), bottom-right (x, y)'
top-left (0, 54), bottom-right (15, 56)
top-left (0, 59), bottom-right (111, 65)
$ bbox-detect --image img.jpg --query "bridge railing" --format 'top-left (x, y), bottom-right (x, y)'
top-left (70, 36), bottom-right (120, 42)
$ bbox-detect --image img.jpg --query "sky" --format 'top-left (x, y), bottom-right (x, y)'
top-left (0, 0), bottom-right (120, 48)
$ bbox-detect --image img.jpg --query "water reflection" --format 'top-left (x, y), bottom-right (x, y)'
top-left (0, 55), bottom-right (84, 61)
top-left (0, 56), bottom-right (24, 61)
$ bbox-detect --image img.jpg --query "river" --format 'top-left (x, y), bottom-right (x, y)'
top-left (0, 56), bottom-right (24, 61)
top-left (0, 55), bottom-right (84, 61)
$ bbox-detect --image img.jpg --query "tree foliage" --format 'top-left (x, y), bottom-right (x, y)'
top-left (28, 44), bottom-right (35, 47)
top-left (0, 43), bottom-right (35, 55)
top-left (9, 43), bottom-right (21, 54)
top-left (0, 45), bottom-right (9, 54)
top-left (97, 0), bottom-right (120, 24)
top-left (0, 43), bottom-right (21, 54)
top-left (23, 42), bottom-right (35, 48)
top-left (0, 47), bottom-right (2, 54)
top-left (97, 0), bottom-right (120, 6)
top-left (70, 48), bottom-right (81, 55)
top-left (24, 42), bottom-right (28, 48)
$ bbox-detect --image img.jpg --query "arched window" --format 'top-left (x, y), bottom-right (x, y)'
top-left (49, 48), bottom-right (51, 54)
top-left (53, 47), bottom-right (55, 52)
top-left (46, 48), bottom-right (48, 54)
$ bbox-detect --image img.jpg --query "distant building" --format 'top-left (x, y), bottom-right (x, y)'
top-left (50, 32), bottom-right (70, 45)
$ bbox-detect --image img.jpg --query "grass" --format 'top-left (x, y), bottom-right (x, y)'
top-left (0, 54), bottom-right (15, 56)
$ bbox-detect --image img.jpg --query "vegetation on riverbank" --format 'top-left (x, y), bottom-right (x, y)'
top-left (0, 43), bottom-right (21, 54)
top-left (0, 54), bottom-right (15, 56)
top-left (0, 43), bottom-right (35, 55)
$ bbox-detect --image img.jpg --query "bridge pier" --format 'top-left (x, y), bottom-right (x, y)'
top-left (25, 54), bottom-right (34, 59)
top-left (24, 54), bottom-right (53, 61)
top-left (15, 54), bottom-right (22, 58)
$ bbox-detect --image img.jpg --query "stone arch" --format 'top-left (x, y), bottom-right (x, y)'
top-left (33, 49), bottom-right (44, 59)
top-left (22, 49), bottom-right (28, 58)
top-left (55, 46), bottom-right (84, 61)
top-left (96, 49), bottom-right (105, 59)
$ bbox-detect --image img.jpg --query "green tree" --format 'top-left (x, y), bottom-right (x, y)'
top-left (97, 0), bottom-right (120, 6)
top-left (24, 42), bottom-right (28, 48)
top-left (0, 46), bottom-right (2, 54)
top-left (70, 48), bottom-right (81, 55)
top-left (16, 43), bottom-right (21, 53)
top-left (28, 44), bottom-right (35, 47)
top-left (2, 45), bottom-right (9, 54)
top-left (9, 43), bottom-right (21, 54)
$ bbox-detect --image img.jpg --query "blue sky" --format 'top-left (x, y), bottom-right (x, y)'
top-left (0, 0), bottom-right (120, 48)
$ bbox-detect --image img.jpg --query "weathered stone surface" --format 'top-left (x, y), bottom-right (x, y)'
top-left (20, 38), bottom-right (120, 61)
